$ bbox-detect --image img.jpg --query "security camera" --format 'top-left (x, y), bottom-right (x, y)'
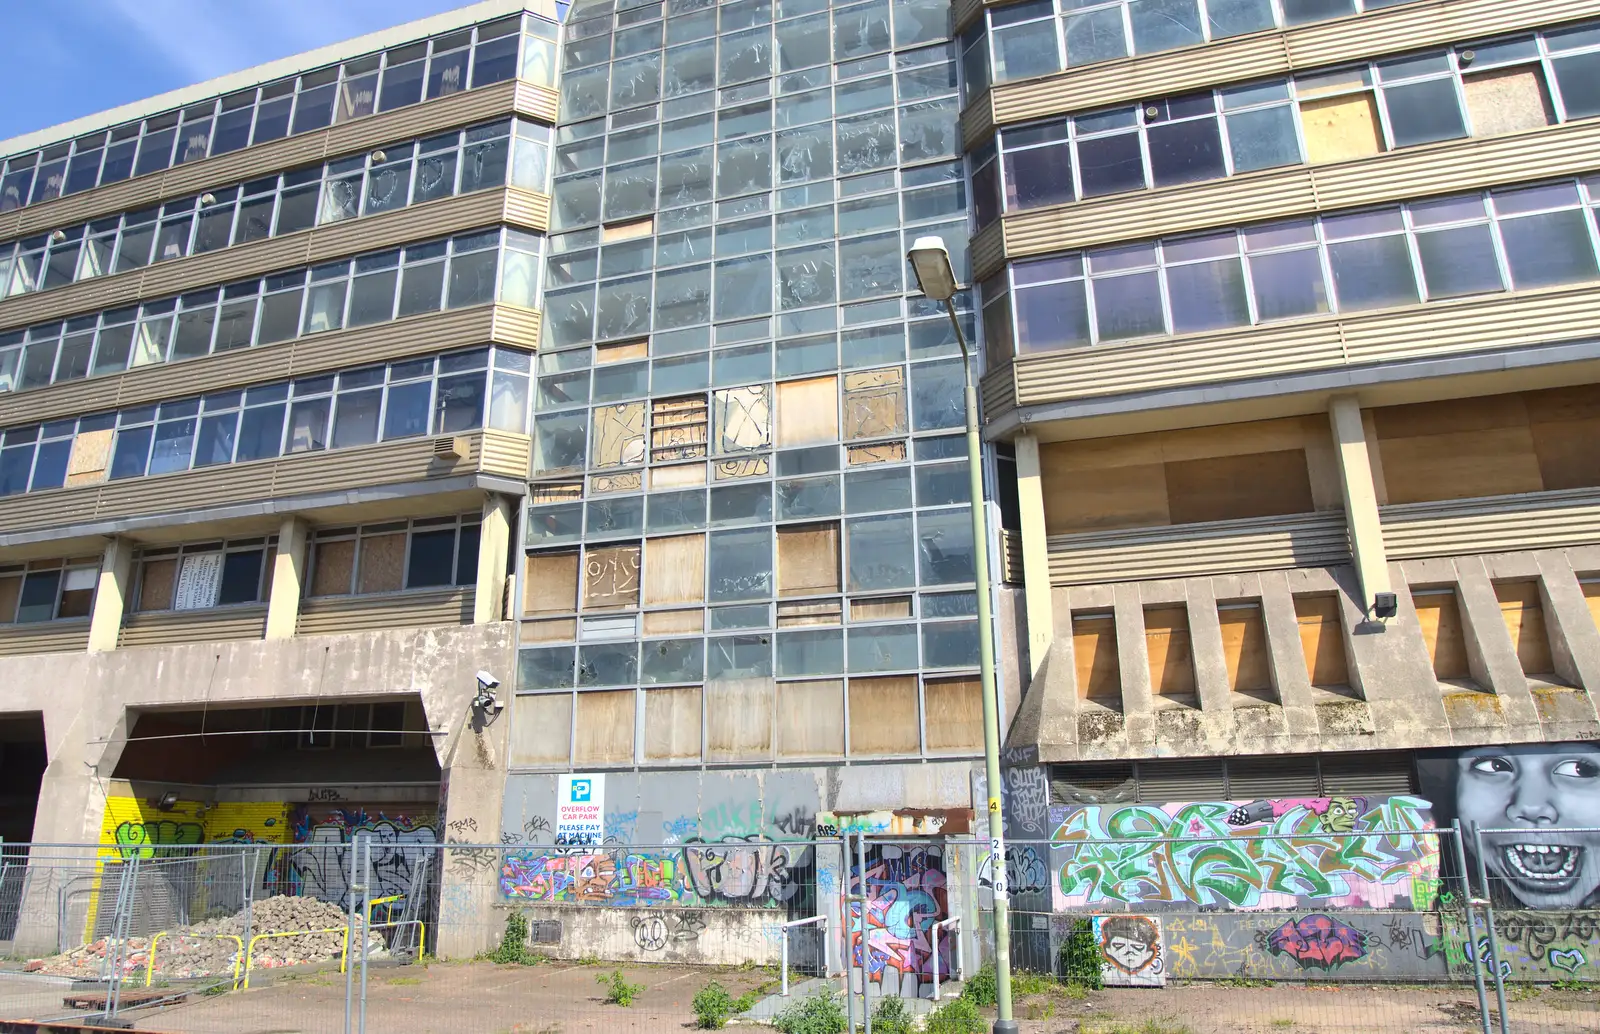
top-left (475, 670), bottom-right (500, 691)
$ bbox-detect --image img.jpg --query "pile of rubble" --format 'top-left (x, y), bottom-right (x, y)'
top-left (27, 895), bottom-right (388, 982)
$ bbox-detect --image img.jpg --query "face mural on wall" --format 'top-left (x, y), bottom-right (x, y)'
top-left (1094, 915), bottom-right (1164, 987)
top-left (1419, 742), bottom-right (1600, 910)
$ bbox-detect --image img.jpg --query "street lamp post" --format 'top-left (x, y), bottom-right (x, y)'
top-left (907, 236), bottom-right (1017, 1034)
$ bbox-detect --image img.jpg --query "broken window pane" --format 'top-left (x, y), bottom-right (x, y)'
top-left (578, 642), bottom-right (638, 686)
top-left (603, 160), bottom-right (658, 221)
top-left (836, 112), bottom-right (898, 174)
top-left (918, 506), bottom-right (974, 585)
top-left (911, 359), bottom-right (966, 431)
top-left (519, 645), bottom-right (576, 689)
top-left (655, 263), bottom-right (712, 327)
top-left (708, 526), bottom-right (773, 600)
top-left (778, 243), bottom-right (838, 309)
top-left (898, 100), bottom-right (959, 164)
top-left (534, 411), bottom-right (588, 472)
top-left (847, 513), bottom-right (916, 591)
top-left (717, 134), bottom-right (773, 197)
top-left (715, 254), bottom-right (774, 319)
top-left (846, 622), bottom-right (919, 672)
top-left (778, 125), bottom-right (834, 183)
top-left (707, 633), bottom-right (774, 678)
top-left (596, 276), bottom-right (653, 340)
top-left (838, 232), bottom-right (903, 300)
top-left (777, 474), bottom-right (842, 518)
top-left (641, 637), bottom-right (706, 683)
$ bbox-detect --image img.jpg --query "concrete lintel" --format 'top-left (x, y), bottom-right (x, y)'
top-left (1257, 570), bottom-right (1322, 737)
top-left (1541, 550), bottom-right (1600, 693)
top-left (1453, 557), bottom-right (1542, 728)
top-left (1112, 584), bottom-right (1156, 751)
top-left (1329, 396), bottom-right (1390, 612)
top-left (1182, 582), bottom-right (1235, 717)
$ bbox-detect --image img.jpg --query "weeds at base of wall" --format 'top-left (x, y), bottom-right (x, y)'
top-left (598, 968), bottom-right (644, 1007)
top-left (486, 912), bottom-right (543, 966)
top-left (870, 994), bottom-right (915, 1034)
top-left (1078, 1017), bottom-right (1195, 1034)
top-left (960, 963), bottom-right (996, 1007)
top-left (692, 980), bottom-right (762, 1029)
top-left (1059, 919), bottom-right (1104, 990)
top-left (772, 988), bottom-right (847, 1034)
top-left (923, 997), bottom-right (985, 1034)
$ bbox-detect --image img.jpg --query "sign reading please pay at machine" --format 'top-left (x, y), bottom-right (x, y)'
top-left (556, 773), bottom-right (605, 845)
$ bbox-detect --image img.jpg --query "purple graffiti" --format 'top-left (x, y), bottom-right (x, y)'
top-left (1266, 914), bottom-right (1368, 970)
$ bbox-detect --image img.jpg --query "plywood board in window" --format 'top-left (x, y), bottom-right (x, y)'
top-left (574, 689), bottom-right (635, 765)
top-left (310, 540), bottom-right (355, 598)
top-left (848, 675), bottom-right (919, 755)
top-left (592, 402), bottom-right (647, 468)
top-left (924, 676), bottom-right (982, 752)
top-left (777, 679), bottom-right (844, 758)
top-left (530, 481), bottom-right (584, 504)
top-left (1300, 93), bottom-right (1382, 165)
top-left (1218, 604), bottom-right (1273, 695)
top-left (777, 599), bottom-right (842, 626)
top-left (777, 376), bottom-right (839, 447)
top-left (1294, 595), bottom-right (1349, 689)
top-left (1044, 460), bottom-right (1170, 534)
top-left (1495, 581), bottom-right (1555, 677)
top-left (1145, 606), bottom-right (1196, 697)
top-left (652, 395), bottom-right (709, 462)
top-left (136, 559), bottom-right (177, 612)
top-left (583, 544), bottom-right (641, 610)
top-left (778, 522), bottom-right (841, 597)
top-left (644, 609), bottom-right (704, 634)
top-left (705, 678), bottom-right (774, 761)
top-left (1072, 613), bottom-right (1120, 700)
top-left (1378, 427), bottom-right (1543, 504)
top-left (850, 595), bottom-right (912, 621)
top-left (521, 617), bottom-right (577, 641)
top-left (842, 368), bottom-right (906, 440)
top-left (1464, 67), bottom-right (1555, 138)
top-left (1584, 581), bottom-right (1600, 636)
top-left (358, 533), bottom-right (406, 594)
top-left (510, 693), bottom-right (573, 766)
top-left (644, 686), bottom-right (702, 760)
top-left (1164, 450), bottom-right (1314, 525)
top-left (596, 339), bottom-right (648, 363)
top-left (0, 576), bottom-right (21, 623)
top-left (643, 534), bottom-right (706, 606)
top-left (651, 463), bottom-right (707, 488)
top-left (603, 218), bottom-right (653, 242)
top-left (590, 471), bottom-right (643, 493)
top-left (846, 441), bottom-right (907, 465)
top-left (65, 428), bottom-right (113, 487)
top-left (1413, 590), bottom-right (1472, 681)
top-left (524, 551), bottom-right (579, 616)
top-left (1530, 414), bottom-right (1600, 491)
top-left (712, 385), bottom-right (771, 453)
top-left (1373, 394), bottom-right (1533, 439)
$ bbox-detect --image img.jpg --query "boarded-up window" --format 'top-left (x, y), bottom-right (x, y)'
top-left (1413, 589), bottom-right (1472, 681)
top-left (1294, 595), bottom-right (1349, 689)
top-left (583, 544), bottom-right (641, 609)
top-left (643, 687), bottom-right (702, 760)
top-left (777, 376), bottom-right (839, 446)
top-left (841, 368), bottom-right (907, 440)
top-left (592, 402), bottom-right (647, 467)
top-left (524, 551), bottom-right (579, 616)
top-left (777, 679), bottom-right (845, 757)
top-left (1300, 93), bottom-right (1383, 165)
top-left (573, 690), bottom-right (635, 765)
top-left (65, 428), bottom-right (114, 487)
top-left (651, 395), bottom-right (709, 463)
top-left (1584, 580), bottom-right (1600, 634)
top-left (924, 676), bottom-right (982, 752)
top-left (510, 693), bottom-right (573, 766)
top-left (136, 558), bottom-right (178, 611)
top-left (1144, 606), bottom-right (1196, 697)
top-left (596, 339), bottom-right (648, 363)
top-left (643, 609), bottom-right (704, 634)
top-left (1046, 462), bottom-right (1169, 534)
top-left (1373, 396), bottom-right (1544, 504)
top-left (1495, 582), bottom-right (1555, 678)
top-left (705, 678), bottom-right (774, 760)
top-left (1527, 385), bottom-right (1600, 491)
top-left (642, 535), bottom-right (706, 606)
top-left (1463, 66), bottom-right (1555, 138)
top-left (357, 533), bottom-right (406, 594)
top-left (0, 575), bottom-right (21, 622)
top-left (1164, 450), bottom-right (1315, 525)
top-left (1218, 602), bottom-right (1273, 696)
top-left (777, 522), bottom-right (841, 596)
top-left (848, 676), bottom-right (919, 755)
top-left (851, 596), bottom-right (912, 621)
top-left (310, 540), bottom-right (355, 597)
top-left (56, 567), bottom-right (97, 619)
top-left (1072, 612), bottom-right (1120, 701)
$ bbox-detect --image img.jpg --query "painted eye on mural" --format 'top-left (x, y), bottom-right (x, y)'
top-left (1553, 758), bottom-right (1600, 779)
top-left (1469, 756), bottom-right (1517, 776)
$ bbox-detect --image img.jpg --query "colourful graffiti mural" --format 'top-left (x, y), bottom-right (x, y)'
top-left (99, 797), bottom-right (291, 860)
top-left (498, 837), bottom-right (807, 907)
top-left (848, 845), bottom-right (950, 998)
top-left (1095, 915), bottom-right (1165, 986)
top-left (1050, 796), bottom-right (1438, 909)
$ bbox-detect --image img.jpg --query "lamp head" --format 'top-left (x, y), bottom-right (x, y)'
top-left (907, 235), bottom-right (957, 302)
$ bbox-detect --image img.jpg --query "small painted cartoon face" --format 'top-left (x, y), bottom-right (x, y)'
top-left (1321, 796), bottom-right (1357, 834)
top-left (1105, 934), bottom-right (1156, 973)
top-left (1456, 744), bottom-right (1600, 909)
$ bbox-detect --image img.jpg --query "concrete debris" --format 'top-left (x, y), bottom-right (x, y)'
top-left (28, 895), bottom-right (389, 982)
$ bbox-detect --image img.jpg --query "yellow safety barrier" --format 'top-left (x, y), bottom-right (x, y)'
top-left (143, 930), bottom-right (245, 990)
top-left (365, 895), bottom-right (427, 958)
top-left (242, 926), bottom-right (351, 989)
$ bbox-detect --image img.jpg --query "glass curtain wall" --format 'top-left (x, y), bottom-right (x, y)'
top-left (515, 0), bottom-right (989, 770)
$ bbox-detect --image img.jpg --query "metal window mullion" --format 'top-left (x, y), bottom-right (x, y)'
top-left (1231, 229), bottom-right (1262, 326)
top-left (1311, 214), bottom-right (1340, 315)
top-left (1397, 204), bottom-right (1431, 303)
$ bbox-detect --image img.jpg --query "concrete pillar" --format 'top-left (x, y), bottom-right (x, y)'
top-left (474, 493), bottom-right (513, 624)
top-left (1014, 434), bottom-right (1054, 678)
top-left (1328, 396), bottom-right (1390, 613)
top-left (265, 516), bottom-right (307, 639)
top-left (86, 537), bottom-right (133, 653)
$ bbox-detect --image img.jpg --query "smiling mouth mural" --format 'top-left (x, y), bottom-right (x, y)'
top-left (1499, 842), bottom-right (1583, 886)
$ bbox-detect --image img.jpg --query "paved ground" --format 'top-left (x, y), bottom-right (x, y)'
top-left (0, 961), bottom-right (1594, 1033)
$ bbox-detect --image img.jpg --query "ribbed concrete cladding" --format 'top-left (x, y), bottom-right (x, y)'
top-left (0, 80), bottom-right (557, 240)
top-left (977, 119), bottom-right (1600, 277)
top-left (296, 588), bottom-right (473, 637)
top-left (0, 429), bottom-right (530, 535)
top-left (962, 0), bottom-right (1599, 145)
top-left (987, 279), bottom-right (1600, 412)
top-left (0, 187), bottom-right (549, 331)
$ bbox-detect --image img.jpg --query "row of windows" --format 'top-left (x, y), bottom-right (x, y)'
top-left (0, 560), bottom-right (96, 623)
top-left (556, 42), bottom-right (959, 182)
top-left (0, 119), bottom-right (551, 300)
top-left (544, 219), bottom-right (965, 348)
top-left (0, 228), bottom-right (542, 396)
top-left (133, 537), bottom-right (280, 613)
top-left (306, 517), bottom-right (482, 599)
top-left (974, 25), bottom-right (1600, 224)
top-left (964, 0), bottom-right (1426, 92)
top-left (562, 0), bottom-right (953, 120)
top-left (0, 14), bottom-right (559, 214)
top-left (0, 347), bottom-right (532, 498)
top-left (983, 174), bottom-right (1600, 354)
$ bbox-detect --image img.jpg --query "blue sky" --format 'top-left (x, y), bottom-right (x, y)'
top-left (0, 0), bottom-right (481, 143)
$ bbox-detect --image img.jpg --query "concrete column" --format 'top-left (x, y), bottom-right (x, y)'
top-left (265, 516), bottom-right (307, 640)
top-left (86, 537), bottom-right (133, 653)
top-left (1014, 435), bottom-right (1054, 679)
top-left (1328, 396), bottom-right (1390, 613)
top-left (474, 493), bottom-right (513, 624)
